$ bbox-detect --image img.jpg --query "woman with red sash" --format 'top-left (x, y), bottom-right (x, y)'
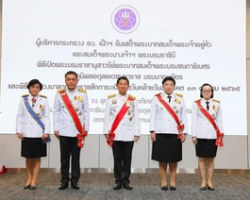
top-left (191, 83), bottom-right (224, 191)
top-left (150, 76), bottom-right (188, 191)
top-left (16, 79), bottom-right (50, 190)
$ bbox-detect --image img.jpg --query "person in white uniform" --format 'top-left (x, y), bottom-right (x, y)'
top-left (16, 79), bottom-right (50, 190)
top-left (150, 76), bottom-right (188, 191)
top-left (191, 83), bottom-right (224, 191)
top-left (53, 71), bottom-right (89, 190)
top-left (104, 76), bottom-right (140, 190)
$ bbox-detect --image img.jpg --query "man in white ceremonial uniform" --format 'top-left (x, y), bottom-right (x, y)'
top-left (104, 76), bottom-right (140, 190)
top-left (53, 71), bottom-right (89, 190)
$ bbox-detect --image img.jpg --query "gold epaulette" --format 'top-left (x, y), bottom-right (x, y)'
top-left (175, 93), bottom-right (183, 98)
top-left (78, 88), bottom-right (86, 93)
top-left (22, 94), bottom-right (28, 97)
top-left (213, 99), bottom-right (220, 103)
top-left (57, 88), bottom-right (65, 92)
top-left (129, 94), bottom-right (136, 100)
top-left (195, 99), bottom-right (201, 102)
top-left (108, 94), bottom-right (116, 99)
top-left (39, 94), bottom-right (47, 98)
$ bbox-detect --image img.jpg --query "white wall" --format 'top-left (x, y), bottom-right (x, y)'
top-left (0, 0), bottom-right (249, 169)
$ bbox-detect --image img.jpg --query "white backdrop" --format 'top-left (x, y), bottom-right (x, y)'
top-left (0, 0), bottom-right (246, 135)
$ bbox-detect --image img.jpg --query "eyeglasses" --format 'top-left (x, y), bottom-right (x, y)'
top-left (202, 90), bottom-right (212, 93)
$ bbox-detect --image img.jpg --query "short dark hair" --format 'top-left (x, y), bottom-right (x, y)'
top-left (162, 76), bottom-right (176, 86)
top-left (117, 76), bottom-right (129, 85)
top-left (65, 71), bottom-right (78, 79)
top-left (27, 79), bottom-right (43, 90)
top-left (200, 83), bottom-right (214, 98)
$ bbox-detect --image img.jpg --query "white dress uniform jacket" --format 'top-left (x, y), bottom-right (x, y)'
top-left (16, 94), bottom-right (51, 138)
top-left (53, 88), bottom-right (89, 137)
top-left (191, 98), bottom-right (223, 139)
top-left (103, 93), bottom-right (140, 141)
top-left (149, 92), bottom-right (188, 134)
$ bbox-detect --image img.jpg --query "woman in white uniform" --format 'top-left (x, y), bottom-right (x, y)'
top-left (191, 83), bottom-right (224, 191)
top-left (150, 76), bottom-right (188, 191)
top-left (16, 79), bottom-right (50, 190)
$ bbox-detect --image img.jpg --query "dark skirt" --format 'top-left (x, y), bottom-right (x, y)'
top-left (195, 139), bottom-right (217, 158)
top-left (21, 138), bottom-right (47, 158)
top-left (152, 134), bottom-right (182, 163)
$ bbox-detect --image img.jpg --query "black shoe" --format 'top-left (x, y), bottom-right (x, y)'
top-left (113, 183), bottom-right (122, 190)
top-left (123, 183), bottom-right (133, 190)
top-left (200, 186), bottom-right (206, 191)
top-left (71, 183), bottom-right (80, 190)
top-left (207, 186), bottom-right (214, 191)
top-left (29, 185), bottom-right (37, 190)
top-left (161, 186), bottom-right (168, 191)
top-left (58, 183), bottom-right (68, 190)
top-left (170, 186), bottom-right (176, 191)
top-left (24, 184), bottom-right (30, 189)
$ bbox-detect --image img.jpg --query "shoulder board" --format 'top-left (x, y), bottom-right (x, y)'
top-left (213, 99), bottom-right (220, 103)
top-left (128, 94), bottom-right (136, 100)
top-left (195, 99), bottom-right (201, 102)
top-left (22, 94), bottom-right (29, 97)
top-left (108, 94), bottom-right (116, 99)
top-left (175, 93), bottom-right (183, 98)
top-left (78, 88), bottom-right (86, 93)
top-left (39, 94), bottom-right (47, 98)
top-left (57, 88), bottom-right (65, 92)
top-left (155, 93), bottom-right (161, 96)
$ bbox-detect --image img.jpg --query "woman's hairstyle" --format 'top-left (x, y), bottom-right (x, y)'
top-left (200, 83), bottom-right (214, 98)
top-left (27, 79), bottom-right (43, 90)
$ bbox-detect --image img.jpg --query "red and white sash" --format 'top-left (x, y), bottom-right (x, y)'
top-left (156, 93), bottom-right (184, 139)
top-left (196, 100), bottom-right (224, 147)
top-left (59, 89), bottom-right (87, 148)
top-left (107, 95), bottom-right (135, 147)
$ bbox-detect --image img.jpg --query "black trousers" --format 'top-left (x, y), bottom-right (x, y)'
top-left (59, 136), bottom-right (81, 184)
top-left (112, 141), bottom-right (134, 184)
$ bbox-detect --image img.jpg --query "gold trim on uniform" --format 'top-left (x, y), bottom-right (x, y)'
top-left (22, 94), bottom-right (29, 97)
top-left (39, 104), bottom-right (44, 110)
top-left (57, 88), bottom-right (65, 92)
top-left (128, 94), bottom-right (136, 100)
top-left (128, 109), bottom-right (132, 116)
top-left (108, 94), bottom-right (116, 99)
top-left (78, 88), bottom-right (86, 93)
top-left (126, 100), bottom-right (131, 107)
top-left (174, 98), bottom-right (181, 104)
top-left (213, 99), bottom-right (220, 103)
top-left (74, 96), bottom-right (83, 101)
top-left (213, 105), bottom-right (217, 111)
top-left (39, 94), bottom-right (47, 98)
top-left (175, 93), bottom-right (183, 98)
